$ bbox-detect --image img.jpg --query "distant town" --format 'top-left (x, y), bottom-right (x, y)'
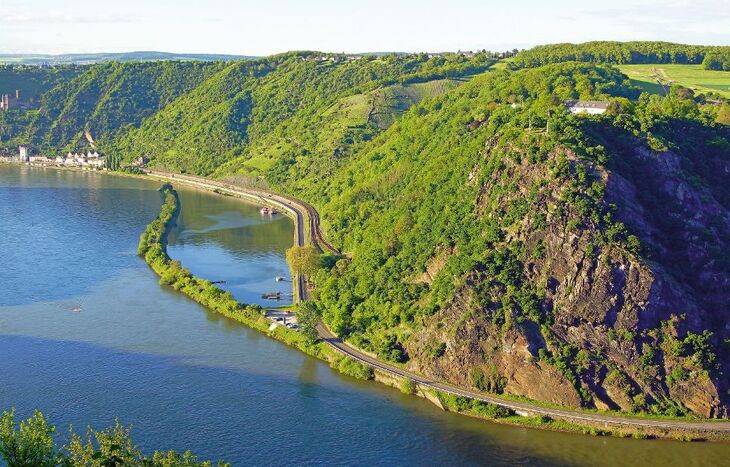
top-left (0, 145), bottom-right (107, 169)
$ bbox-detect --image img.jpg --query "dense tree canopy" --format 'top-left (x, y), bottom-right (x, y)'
top-left (511, 41), bottom-right (730, 69)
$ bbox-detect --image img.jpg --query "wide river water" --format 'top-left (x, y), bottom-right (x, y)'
top-left (1, 165), bottom-right (729, 466)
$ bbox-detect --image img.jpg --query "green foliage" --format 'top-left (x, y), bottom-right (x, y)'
top-left (25, 61), bottom-right (223, 161)
top-left (107, 52), bottom-right (493, 175)
top-left (331, 354), bottom-right (374, 380)
top-left (667, 366), bottom-right (689, 387)
top-left (8, 53), bottom-right (730, 416)
top-left (649, 399), bottom-right (689, 418)
top-left (372, 333), bottom-right (408, 363)
top-left (0, 409), bottom-right (227, 466)
top-left (424, 341), bottom-right (446, 359)
top-left (511, 41), bottom-right (729, 68)
top-left (672, 330), bottom-right (718, 371)
top-left (138, 184), bottom-right (264, 327)
top-left (436, 393), bottom-right (513, 419)
top-left (717, 105), bottom-right (730, 125)
top-left (286, 245), bottom-right (323, 278)
top-left (470, 365), bottom-right (507, 394)
top-left (296, 301), bottom-right (321, 344)
top-left (639, 343), bottom-right (657, 368)
top-left (0, 65), bottom-right (82, 102)
top-left (399, 378), bottom-right (417, 395)
top-left (702, 51), bottom-right (730, 71)
top-left (0, 409), bottom-right (59, 467)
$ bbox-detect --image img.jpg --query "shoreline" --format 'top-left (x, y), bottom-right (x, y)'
top-left (134, 171), bottom-right (730, 442)
top-left (6, 163), bottom-right (730, 441)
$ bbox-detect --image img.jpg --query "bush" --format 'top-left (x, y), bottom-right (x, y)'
top-left (0, 409), bottom-right (226, 466)
top-left (399, 378), bottom-right (417, 395)
top-left (333, 355), bottom-right (374, 380)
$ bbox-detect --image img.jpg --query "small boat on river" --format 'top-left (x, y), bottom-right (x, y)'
top-left (262, 291), bottom-right (282, 300)
top-left (260, 206), bottom-right (278, 216)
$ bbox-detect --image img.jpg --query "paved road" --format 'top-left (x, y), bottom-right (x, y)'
top-left (316, 324), bottom-right (730, 433)
top-left (145, 170), bottom-right (730, 435)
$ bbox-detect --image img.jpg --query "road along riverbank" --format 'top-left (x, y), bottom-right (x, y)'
top-left (137, 180), bottom-right (376, 379)
top-left (139, 171), bottom-right (730, 442)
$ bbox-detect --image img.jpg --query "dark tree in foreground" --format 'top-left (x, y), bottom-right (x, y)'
top-left (0, 409), bottom-right (228, 466)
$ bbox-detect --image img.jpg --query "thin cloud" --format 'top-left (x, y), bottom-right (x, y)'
top-left (4, 13), bottom-right (136, 24)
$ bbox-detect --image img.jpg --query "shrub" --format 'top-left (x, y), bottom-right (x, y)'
top-left (399, 378), bottom-right (417, 395)
top-left (333, 355), bottom-right (374, 380)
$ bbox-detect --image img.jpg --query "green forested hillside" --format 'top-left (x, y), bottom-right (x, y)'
top-left (111, 52), bottom-right (493, 174)
top-left (4, 46), bottom-right (730, 418)
top-left (300, 62), bottom-right (730, 417)
top-left (0, 65), bottom-right (84, 147)
top-left (0, 65), bottom-right (83, 102)
top-left (25, 61), bottom-right (226, 152)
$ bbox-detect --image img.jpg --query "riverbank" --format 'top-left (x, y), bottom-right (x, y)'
top-left (137, 182), bottom-right (375, 383)
top-left (8, 162), bottom-right (728, 441)
top-left (136, 171), bottom-right (730, 442)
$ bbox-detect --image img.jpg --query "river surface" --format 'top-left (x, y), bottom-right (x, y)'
top-left (1, 165), bottom-right (729, 466)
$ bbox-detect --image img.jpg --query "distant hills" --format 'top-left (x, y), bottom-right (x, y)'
top-left (0, 51), bottom-right (255, 65)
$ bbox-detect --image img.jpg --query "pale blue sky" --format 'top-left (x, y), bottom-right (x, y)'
top-left (2, 0), bottom-right (728, 55)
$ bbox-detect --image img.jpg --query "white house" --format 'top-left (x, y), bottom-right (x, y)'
top-left (565, 100), bottom-right (610, 115)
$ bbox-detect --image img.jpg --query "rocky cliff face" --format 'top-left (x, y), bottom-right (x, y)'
top-left (406, 134), bottom-right (729, 417)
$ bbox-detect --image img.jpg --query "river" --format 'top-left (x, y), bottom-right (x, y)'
top-left (1, 165), bottom-right (728, 466)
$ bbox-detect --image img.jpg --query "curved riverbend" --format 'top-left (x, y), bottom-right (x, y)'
top-left (142, 170), bottom-right (730, 441)
top-left (3, 165), bottom-right (730, 465)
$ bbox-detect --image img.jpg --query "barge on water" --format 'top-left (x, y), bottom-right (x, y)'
top-left (260, 206), bottom-right (279, 216)
top-left (262, 291), bottom-right (282, 300)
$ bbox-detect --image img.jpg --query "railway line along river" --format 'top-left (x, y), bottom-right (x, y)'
top-left (1, 164), bottom-right (729, 466)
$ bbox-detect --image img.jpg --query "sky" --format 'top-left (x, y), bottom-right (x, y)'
top-left (1, 0), bottom-right (728, 56)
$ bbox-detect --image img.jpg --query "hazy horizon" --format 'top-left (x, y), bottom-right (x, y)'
top-left (2, 0), bottom-right (728, 56)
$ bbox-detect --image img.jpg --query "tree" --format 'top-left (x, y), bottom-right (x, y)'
top-left (285, 245), bottom-right (322, 279)
top-left (0, 409), bottom-right (228, 466)
top-left (0, 409), bottom-right (59, 467)
top-left (717, 105), bottom-right (730, 125)
top-left (296, 301), bottom-right (321, 344)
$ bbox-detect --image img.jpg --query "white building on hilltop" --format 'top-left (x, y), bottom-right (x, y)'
top-left (565, 100), bottom-right (610, 115)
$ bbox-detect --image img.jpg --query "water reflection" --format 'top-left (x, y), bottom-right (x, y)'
top-left (167, 185), bottom-right (294, 305)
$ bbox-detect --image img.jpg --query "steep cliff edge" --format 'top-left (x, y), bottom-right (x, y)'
top-left (312, 64), bottom-right (729, 418)
top-left (406, 141), bottom-right (728, 417)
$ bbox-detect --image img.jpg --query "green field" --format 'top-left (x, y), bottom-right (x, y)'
top-left (618, 64), bottom-right (730, 98)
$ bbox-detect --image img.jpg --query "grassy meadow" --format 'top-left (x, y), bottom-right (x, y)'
top-left (618, 64), bottom-right (730, 97)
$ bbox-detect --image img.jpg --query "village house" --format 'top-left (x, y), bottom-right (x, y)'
top-left (565, 100), bottom-right (611, 115)
top-left (59, 151), bottom-right (105, 168)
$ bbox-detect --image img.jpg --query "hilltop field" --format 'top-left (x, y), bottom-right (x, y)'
top-left (618, 64), bottom-right (730, 98)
